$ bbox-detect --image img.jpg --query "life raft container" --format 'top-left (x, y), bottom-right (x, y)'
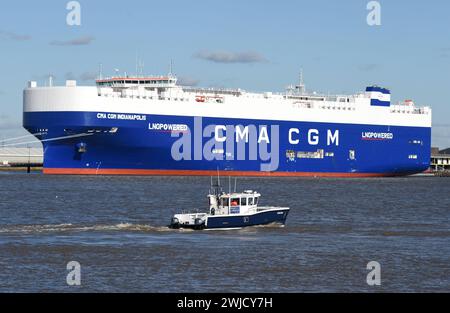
top-left (195, 95), bottom-right (206, 102)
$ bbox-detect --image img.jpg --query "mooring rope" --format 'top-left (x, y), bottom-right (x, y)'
top-left (0, 132), bottom-right (43, 143)
top-left (1, 133), bottom-right (94, 147)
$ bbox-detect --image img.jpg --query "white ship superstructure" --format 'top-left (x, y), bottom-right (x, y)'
top-left (23, 73), bottom-right (431, 176)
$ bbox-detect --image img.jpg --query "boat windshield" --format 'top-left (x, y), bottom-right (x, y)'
top-left (221, 197), bottom-right (229, 207)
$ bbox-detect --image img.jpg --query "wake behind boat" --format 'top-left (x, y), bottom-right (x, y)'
top-left (169, 179), bottom-right (290, 230)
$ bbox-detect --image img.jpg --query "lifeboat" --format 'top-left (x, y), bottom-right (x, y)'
top-left (195, 95), bottom-right (206, 102)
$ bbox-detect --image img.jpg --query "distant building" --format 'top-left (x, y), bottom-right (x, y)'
top-left (431, 147), bottom-right (450, 171)
top-left (0, 147), bottom-right (43, 166)
top-left (439, 148), bottom-right (450, 155)
top-left (1, 145), bottom-right (449, 173)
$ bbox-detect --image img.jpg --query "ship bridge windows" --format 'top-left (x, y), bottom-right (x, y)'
top-left (230, 198), bottom-right (240, 206)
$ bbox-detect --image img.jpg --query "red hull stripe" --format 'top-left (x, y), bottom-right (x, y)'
top-left (43, 168), bottom-right (399, 177)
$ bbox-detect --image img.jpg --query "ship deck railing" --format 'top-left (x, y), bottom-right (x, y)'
top-left (95, 86), bottom-right (430, 114)
top-left (182, 87), bottom-right (243, 96)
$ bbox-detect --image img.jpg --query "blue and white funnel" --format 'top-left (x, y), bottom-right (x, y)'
top-left (366, 86), bottom-right (391, 107)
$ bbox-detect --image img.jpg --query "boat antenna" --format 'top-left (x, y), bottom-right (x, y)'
top-left (169, 59), bottom-right (174, 77)
top-left (98, 63), bottom-right (103, 80)
top-left (211, 167), bottom-right (222, 196)
top-left (217, 167), bottom-right (220, 187)
top-left (210, 176), bottom-right (213, 194)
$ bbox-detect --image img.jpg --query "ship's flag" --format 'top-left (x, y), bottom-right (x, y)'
top-left (366, 86), bottom-right (391, 107)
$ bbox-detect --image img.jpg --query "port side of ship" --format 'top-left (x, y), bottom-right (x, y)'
top-left (22, 75), bottom-right (432, 177)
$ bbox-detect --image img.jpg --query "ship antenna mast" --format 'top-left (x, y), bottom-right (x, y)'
top-left (98, 63), bottom-right (103, 80)
top-left (169, 59), bottom-right (174, 77)
top-left (139, 60), bottom-right (144, 76)
top-left (298, 69), bottom-right (305, 95)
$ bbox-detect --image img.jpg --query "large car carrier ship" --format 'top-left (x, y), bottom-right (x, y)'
top-left (23, 72), bottom-right (431, 177)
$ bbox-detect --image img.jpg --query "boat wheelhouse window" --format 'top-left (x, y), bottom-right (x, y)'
top-left (241, 197), bottom-right (247, 206)
top-left (248, 197), bottom-right (254, 205)
top-left (221, 197), bottom-right (229, 207)
top-left (230, 198), bottom-right (240, 206)
top-left (254, 197), bottom-right (259, 205)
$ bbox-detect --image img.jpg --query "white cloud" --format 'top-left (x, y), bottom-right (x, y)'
top-left (65, 72), bottom-right (77, 80)
top-left (65, 72), bottom-right (96, 81)
top-left (64, 71), bottom-right (97, 82)
top-left (79, 72), bottom-right (97, 81)
top-left (438, 48), bottom-right (450, 58)
top-left (358, 64), bottom-right (381, 72)
top-left (177, 76), bottom-right (200, 86)
top-left (0, 30), bottom-right (31, 41)
top-left (50, 36), bottom-right (95, 46)
top-left (194, 50), bottom-right (267, 64)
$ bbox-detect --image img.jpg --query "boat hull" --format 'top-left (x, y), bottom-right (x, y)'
top-left (23, 111), bottom-right (431, 177)
top-left (170, 208), bottom-right (290, 230)
top-left (205, 208), bottom-right (290, 229)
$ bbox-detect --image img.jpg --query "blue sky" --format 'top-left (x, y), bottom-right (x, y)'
top-left (1, 0), bottom-right (449, 148)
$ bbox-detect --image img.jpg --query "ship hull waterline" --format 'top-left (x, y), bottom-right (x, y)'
top-left (23, 111), bottom-right (431, 177)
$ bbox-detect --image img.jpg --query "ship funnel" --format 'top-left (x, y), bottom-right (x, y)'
top-left (366, 86), bottom-right (391, 107)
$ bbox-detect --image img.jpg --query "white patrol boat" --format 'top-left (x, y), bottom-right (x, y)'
top-left (169, 180), bottom-right (290, 230)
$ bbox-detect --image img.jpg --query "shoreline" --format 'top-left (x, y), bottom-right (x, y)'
top-left (0, 167), bottom-right (42, 172)
top-left (0, 166), bottom-right (448, 177)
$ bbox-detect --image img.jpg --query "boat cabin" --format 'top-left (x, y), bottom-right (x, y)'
top-left (208, 190), bottom-right (261, 216)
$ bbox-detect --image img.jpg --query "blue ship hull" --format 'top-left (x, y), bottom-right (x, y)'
top-left (205, 209), bottom-right (289, 229)
top-left (23, 111), bottom-right (431, 176)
